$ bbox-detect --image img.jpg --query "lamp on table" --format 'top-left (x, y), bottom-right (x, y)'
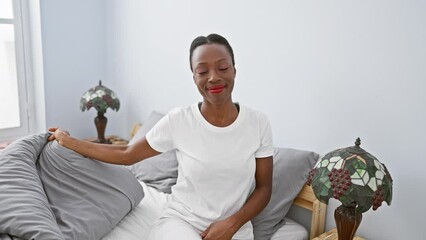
top-left (80, 80), bottom-right (120, 144)
top-left (307, 138), bottom-right (393, 240)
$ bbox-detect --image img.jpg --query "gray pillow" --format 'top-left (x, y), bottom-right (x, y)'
top-left (128, 111), bottom-right (178, 194)
top-left (0, 133), bottom-right (65, 240)
top-left (37, 141), bottom-right (144, 240)
top-left (252, 147), bottom-right (319, 240)
top-left (128, 111), bottom-right (165, 146)
top-left (0, 233), bottom-right (26, 240)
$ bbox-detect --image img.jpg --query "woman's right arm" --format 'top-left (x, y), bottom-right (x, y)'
top-left (48, 128), bottom-right (161, 165)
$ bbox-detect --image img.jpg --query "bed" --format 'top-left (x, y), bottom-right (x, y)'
top-left (102, 182), bottom-right (325, 240)
top-left (0, 111), bottom-right (326, 240)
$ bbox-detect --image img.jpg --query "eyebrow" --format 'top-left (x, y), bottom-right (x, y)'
top-left (195, 58), bottom-right (230, 65)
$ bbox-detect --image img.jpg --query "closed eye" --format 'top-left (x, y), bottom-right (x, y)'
top-left (195, 68), bottom-right (208, 75)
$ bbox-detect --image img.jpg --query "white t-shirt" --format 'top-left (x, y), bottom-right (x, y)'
top-left (146, 103), bottom-right (273, 238)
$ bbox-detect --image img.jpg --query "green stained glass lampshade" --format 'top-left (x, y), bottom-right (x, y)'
top-left (80, 80), bottom-right (120, 114)
top-left (307, 138), bottom-right (393, 213)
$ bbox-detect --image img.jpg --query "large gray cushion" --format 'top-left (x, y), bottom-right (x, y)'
top-left (0, 233), bottom-right (26, 240)
top-left (252, 147), bottom-right (319, 240)
top-left (128, 111), bottom-right (178, 193)
top-left (37, 141), bottom-right (144, 240)
top-left (0, 133), bottom-right (65, 240)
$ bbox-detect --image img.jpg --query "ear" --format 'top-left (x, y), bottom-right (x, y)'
top-left (234, 67), bottom-right (237, 78)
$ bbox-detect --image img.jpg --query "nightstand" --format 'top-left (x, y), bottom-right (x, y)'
top-left (84, 135), bottom-right (128, 145)
top-left (312, 228), bottom-right (365, 240)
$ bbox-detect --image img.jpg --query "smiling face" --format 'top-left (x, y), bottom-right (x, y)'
top-left (191, 43), bottom-right (236, 106)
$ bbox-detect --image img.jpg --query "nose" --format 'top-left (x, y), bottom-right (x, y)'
top-left (208, 70), bottom-right (221, 83)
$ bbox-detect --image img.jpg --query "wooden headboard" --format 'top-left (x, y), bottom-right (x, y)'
top-left (130, 124), bottom-right (326, 239)
top-left (130, 124), bottom-right (142, 139)
top-left (293, 184), bottom-right (327, 239)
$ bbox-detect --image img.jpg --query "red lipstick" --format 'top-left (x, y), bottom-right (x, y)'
top-left (207, 85), bottom-right (225, 94)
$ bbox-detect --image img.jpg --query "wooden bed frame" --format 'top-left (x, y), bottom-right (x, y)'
top-left (130, 124), bottom-right (326, 239)
top-left (293, 185), bottom-right (327, 239)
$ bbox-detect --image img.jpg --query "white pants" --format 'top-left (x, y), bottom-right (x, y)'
top-left (147, 217), bottom-right (254, 240)
top-left (143, 181), bottom-right (253, 240)
top-left (104, 182), bottom-right (254, 240)
top-left (147, 217), bottom-right (202, 240)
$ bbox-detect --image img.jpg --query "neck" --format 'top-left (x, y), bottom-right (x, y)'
top-left (199, 100), bottom-right (239, 127)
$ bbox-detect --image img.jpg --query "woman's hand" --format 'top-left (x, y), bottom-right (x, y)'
top-left (201, 156), bottom-right (273, 240)
top-left (47, 127), bottom-right (70, 144)
top-left (201, 218), bottom-right (238, 240)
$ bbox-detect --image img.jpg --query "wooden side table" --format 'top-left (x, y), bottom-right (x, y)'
top-left (107, 136), bottom-right (129, 145)
top-left (312, 228), bottom-right (365, 240)
top-left (84, 135), bottom-right (128, 145)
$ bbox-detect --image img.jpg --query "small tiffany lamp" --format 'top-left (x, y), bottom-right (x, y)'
top-left (307, 138), bottom-right (393, 240)
top-left (80, 80), bottom-right (120, 143)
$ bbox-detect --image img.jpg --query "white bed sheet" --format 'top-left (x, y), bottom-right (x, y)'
top-left (270, 218), bottom-right (308, 240)
top-left (102, 181), bottom-right (168, 240)
top-left (103, 181), bottom-right (308, 240)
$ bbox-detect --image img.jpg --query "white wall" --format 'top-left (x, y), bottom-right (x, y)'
top-left (104, 1), bottom-right (425, 239)
top-left (41, 0), bottom-right (122, 139)
top-left (39, 0), bottom-right (425, 239)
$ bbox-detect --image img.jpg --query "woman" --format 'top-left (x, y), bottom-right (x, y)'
top-left (49, 33), bottom-right (273, 240)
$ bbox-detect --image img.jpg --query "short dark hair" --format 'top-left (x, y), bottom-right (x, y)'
top-left (189, 33), bottom-right (235, 72)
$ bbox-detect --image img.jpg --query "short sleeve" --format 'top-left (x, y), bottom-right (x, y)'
top-left (145, 113), bottom-right (174, 153)
top-left (255, 113), bottom-right (274, 158)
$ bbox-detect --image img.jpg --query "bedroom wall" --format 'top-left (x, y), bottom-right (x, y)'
top-left (40, 0), bottom-right (122, 139)
top-left (103, 1), bottom-right (425, 239)
top-left (38, 1), bottom-right (425, 239)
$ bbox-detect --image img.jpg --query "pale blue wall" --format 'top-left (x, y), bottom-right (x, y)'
top-left (105, 1), bottom-right (426, 239)
top-left (40, 0), bottom-right (426, 239)
top-left (40, 0), bottom-right (122, 139)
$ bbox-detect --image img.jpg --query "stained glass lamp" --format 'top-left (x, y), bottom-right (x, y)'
top-left (307, 138), bottom-right (393, 240)
top-left (80, 80), bottom-right (120, 143)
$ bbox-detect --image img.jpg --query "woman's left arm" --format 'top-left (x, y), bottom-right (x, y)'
top-left (201, 156), bottom-right (273, 240)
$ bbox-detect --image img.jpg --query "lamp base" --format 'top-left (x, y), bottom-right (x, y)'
top-left (92, 138), bottom-right (111, 144)
top-left (334, 204), bottom-right (362, 240)
top-left (94, 112), bottom-right (110, 144)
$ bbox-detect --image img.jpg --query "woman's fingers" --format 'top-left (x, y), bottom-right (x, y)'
top-left (201, 225), bottom-right (210, 239)
top-left (47, 133), bottom-right (56, 141)
top-left (48, 127), bottom-right (58, 132)
top-left (47, 127), bottom-right (69, 141)
top-left (47, 127), bottom-right (57, 141)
